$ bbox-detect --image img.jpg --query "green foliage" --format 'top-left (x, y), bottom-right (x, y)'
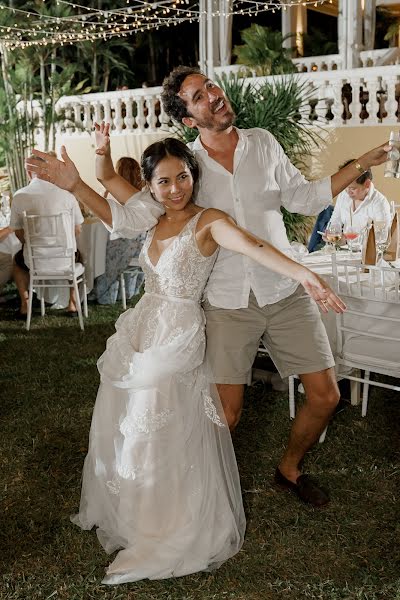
top-left (233, 24), bottom-right (296, 76)
top-left (0, 295), bottom-right (399, 598)
top-left (301, 27), bottom-right (338, 57)
top-left (178, 74), bottom-right (322, 243)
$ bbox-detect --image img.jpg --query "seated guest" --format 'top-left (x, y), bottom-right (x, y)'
top-left (0, 226), bottom-right (14, 295)
top-left (308, 206), bottom-right (334, 252)
top-left (10, 154), bottom-right (84, 318)
top-left (330, 160), bottom-right (391, 234)
top-left (92, 157), bottom-right (145, 305)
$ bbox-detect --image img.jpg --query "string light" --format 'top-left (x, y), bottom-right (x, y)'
top-left (0, 0), bottom-right (329, 49)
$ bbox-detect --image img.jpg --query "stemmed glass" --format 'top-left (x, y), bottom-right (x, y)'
top-left (375, 221), bottom-right (391, 264)
top-left (343, 224), bottom-right (360, 255)
top-left (324, 219), bottom-right (342, 253)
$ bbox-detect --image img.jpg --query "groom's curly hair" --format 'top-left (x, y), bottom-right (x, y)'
top-left (161, 66), bottom-right (203, 123)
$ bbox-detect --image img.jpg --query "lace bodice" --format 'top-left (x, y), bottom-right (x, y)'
top-left (139, 210), bottom-right (218, 302)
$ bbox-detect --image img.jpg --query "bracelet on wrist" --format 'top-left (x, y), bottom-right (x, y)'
top-left (353, 160), bottom-right (365, 175)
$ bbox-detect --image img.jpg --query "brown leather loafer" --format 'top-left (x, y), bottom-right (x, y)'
top-left (274, 467), bottom-right (330, 507)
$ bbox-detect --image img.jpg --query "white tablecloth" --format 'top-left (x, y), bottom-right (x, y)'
top-left (0, 231), bottom-right (21, 257)
top-left (77, 218), bottom-right (109, 291)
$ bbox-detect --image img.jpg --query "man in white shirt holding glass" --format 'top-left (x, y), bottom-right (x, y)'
top-left (329, 159), bottom-right (391, 247)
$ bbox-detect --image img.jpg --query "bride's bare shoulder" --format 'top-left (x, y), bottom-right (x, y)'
top-left (197, 207), bottom-right (232, 227)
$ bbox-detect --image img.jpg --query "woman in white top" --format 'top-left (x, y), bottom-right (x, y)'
top-left (330, 159), bottom-right (391, 233)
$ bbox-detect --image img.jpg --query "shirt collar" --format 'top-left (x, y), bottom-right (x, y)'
top-left (191, 126), bottom-right (248, 153)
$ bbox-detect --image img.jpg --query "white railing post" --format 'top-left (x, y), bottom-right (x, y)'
top-left (364, 76), bottom-right (380, 125)
top-left (145, 94), bottom-right (158, 132)
top-left (348, 77), bottom-right (362, 125)
top-left (82, 102), bottom-right (92, 131)
top-left (385, 76), bottom-right (399, 125)
top-left (135, 96), bottom-right (146, 133)
top-left (113, 98), bottom-right (124, 133)
top-left (124, 97), bottom-right (135, 131)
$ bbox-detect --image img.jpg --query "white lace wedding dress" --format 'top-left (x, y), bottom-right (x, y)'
top-left (71, 211), bottom-right (245, 584)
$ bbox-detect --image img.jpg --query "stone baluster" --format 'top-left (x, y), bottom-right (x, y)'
top-left (385, 76), bottom-right (399, 124)
top-left (103, 99), bottom-right (112, 128)
top-left (364, 76), bottom-right (380, 124)
top-left (316, 82), bottom-right (329, 121)
top-left (64, 104), bottom-right (74, 135)
top-left (94, 101), bottom-right (102, 125)
top-left (123, 97), bottom-right (135, 131)
top-left (348, 77), bottom-right (362, 125)
top-left (135, 96), bottom-right (146, 133)
top-left (72, 102), bottom-right (82, 133)
top-left (113, 98), bottom-right (124, 133)
top-left (329, 79), bottom-right (343, 126)
top-left (145, 95), bottom-right (158, 132)
top-left (82, 102), bottom-right (93, 132)
top-left (157, 94), bottom-right (171, 131)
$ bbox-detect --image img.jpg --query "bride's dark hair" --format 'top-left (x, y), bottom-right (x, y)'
top-left (141, 137), bottom-right (199, 184)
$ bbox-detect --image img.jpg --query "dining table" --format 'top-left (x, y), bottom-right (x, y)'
top-left (300, 248), bottom-right (400, 362)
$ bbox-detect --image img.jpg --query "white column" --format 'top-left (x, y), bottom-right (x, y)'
top-left (346, 0), bottom-right (363, 68)
top-left (199, 0), bottom-right (207, 73)
top-left (364, 0), bottom-right (376, 51)
top-left (219, 0), bottom-right (232, 66)
top-left (206, 0), bottom-right (214, 78)
top-left (281, 5), bottom-right (307, 56)
top-left (337, 0), bottom-right (347, 68)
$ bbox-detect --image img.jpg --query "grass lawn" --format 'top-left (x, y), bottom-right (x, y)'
top-left (0, 295), bottom-right (399, 600)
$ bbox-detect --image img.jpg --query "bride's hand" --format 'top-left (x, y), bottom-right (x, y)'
top-left (25, 147), bottom-right (81, 193)
top-left (300, 269), bottom-right (346, 313)
top-left (94, 121), bottom-right (111, 157)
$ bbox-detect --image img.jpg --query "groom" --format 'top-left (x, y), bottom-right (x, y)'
top-left (159, 66), bottom-right (390, 507)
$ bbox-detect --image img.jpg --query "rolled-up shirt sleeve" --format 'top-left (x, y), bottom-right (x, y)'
top-left (274, 140), bottom-right (332, 216)
top-left (103, 190), bottom-right (165, 238)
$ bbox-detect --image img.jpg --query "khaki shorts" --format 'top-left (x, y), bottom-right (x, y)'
top-left (203, 286), bottom-right (335, 383)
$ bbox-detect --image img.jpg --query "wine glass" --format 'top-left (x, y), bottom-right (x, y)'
top-left (343, 224), bottom-right (361, 255)
top-left (324, 219), bottom-right (342, 254)
top-left (375, 224), bottom-right (391, 264)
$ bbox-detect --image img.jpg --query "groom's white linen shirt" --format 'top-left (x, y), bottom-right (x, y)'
top-left (108, 127), bottom-right (332, 308)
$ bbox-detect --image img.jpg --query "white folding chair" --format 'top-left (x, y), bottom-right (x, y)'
top-left (23, 209), bottom-right (88, 331)
top-left (332, 255), bottom-right (400, 417)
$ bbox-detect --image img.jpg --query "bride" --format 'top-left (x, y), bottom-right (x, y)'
top-left (26, 139), bottom-right (344, 585)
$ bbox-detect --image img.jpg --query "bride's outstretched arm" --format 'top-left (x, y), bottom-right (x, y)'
top-left (25, 148), bottom-right (163, 234)
top-left (26, 147), bottom-right (114, 225)
top-left (209, 213), bottom-right (346, 314)
top-left (95, 122), bottom-right (139, 204)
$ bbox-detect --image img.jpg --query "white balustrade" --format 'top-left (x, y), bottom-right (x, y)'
top-left (55, 86), bottom-right (165, 137)
top-left (292, 54), bottom-right (343, 72)
top-left (360, 48), bottom-right (400, 67)
top-left (51, 64), bottom-right (400, 143)
top-left (253, 64), bottom-right (400, 127)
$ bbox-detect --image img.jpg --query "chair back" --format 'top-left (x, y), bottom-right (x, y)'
top-left (332, 255), bottom-right (400, 375)
top-left (23, 209), bottom-right (76, 275)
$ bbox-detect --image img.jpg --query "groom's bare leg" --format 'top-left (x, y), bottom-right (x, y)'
top-left (216, 383), bottom-right (245, 431)
top-left (278, 367), bottom-right (339, 483)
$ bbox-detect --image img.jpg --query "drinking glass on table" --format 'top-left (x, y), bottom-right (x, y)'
top-left (324, 219), bottom-right (342, 253)
top-left (343, 224), bottom-right (361, 255)
top-left (375, 220), bottom-right (391, 264)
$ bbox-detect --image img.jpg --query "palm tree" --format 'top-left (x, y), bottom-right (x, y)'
top-left (233, 24), bottom-right (296, 76)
